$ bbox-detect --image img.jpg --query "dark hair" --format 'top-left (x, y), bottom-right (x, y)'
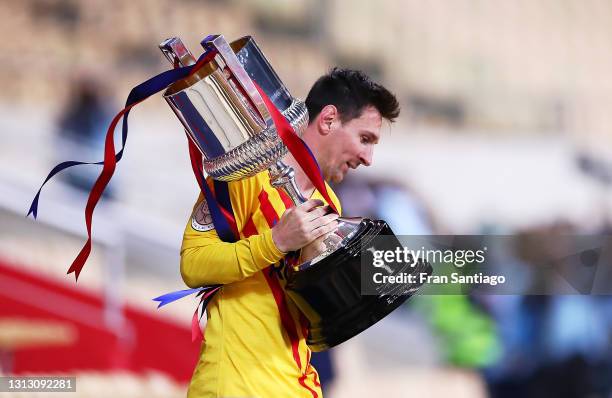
top-left (305, 68), bottom-right (400, 124)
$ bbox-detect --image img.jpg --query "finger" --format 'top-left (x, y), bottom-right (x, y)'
top-left (307, 214), bottom-right (338, 235)
top-left (311, 220), bottom-right (339, 239)
top-left (310, 205), bottom-right (333, 215)
top-left (297, 199), bottom-right (324, 213)
top-left (304, 206), bottom-right (328, 221)
top-left (310, 213), bottom-right (339, 228)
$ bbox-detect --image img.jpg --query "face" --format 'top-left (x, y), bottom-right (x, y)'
top-left (321, 106), bottom-right (382, 183)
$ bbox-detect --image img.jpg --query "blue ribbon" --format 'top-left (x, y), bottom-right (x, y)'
top-left (27, 36), bottom-right (239, 330)
top-left (203, 180), bottom-right (236, 243)
top-left (187, 144), bottom-right (238, 243)
top-left (152, 288), bottom-right (202, 308)
top-left (28, 53), bottom-right (213, 219)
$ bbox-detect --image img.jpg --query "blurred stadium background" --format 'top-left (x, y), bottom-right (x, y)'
top-left (1, 0), bottom-right (612, 397)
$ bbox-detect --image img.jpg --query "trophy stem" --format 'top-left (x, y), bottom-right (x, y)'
top-left (269, 161), bottom-right (307, 205)
top-left (268, 159), bottom-right (363, 265)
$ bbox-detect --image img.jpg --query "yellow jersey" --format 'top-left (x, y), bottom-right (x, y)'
top-left (181, 170), bottom-right (341, 398)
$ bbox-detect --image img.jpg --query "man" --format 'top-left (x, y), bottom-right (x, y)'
top-left (180, 68), bottom-right (399, 397)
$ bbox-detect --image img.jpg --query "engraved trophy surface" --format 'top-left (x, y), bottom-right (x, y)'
top-left (160, 35), bottom-right (432, 351)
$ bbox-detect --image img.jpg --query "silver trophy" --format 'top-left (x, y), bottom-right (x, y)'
top-left (160, 35), bottom-right (431, 351)
top-left (161, 35), bottom-right (309, 205)
top-left (161, 35), bottom-right (359, 261)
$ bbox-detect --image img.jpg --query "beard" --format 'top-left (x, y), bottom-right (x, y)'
top-left (328, 166), bottom-right (346, 184)
top-left (320, 154), bottom-right (347, 183)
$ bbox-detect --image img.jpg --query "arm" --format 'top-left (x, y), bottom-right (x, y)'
top-left (180, 174), bottom-right (284, 287)
top-left (181, 226), bottom-right (285, 287)
top-left (180, 175), bottom-right (339, 288)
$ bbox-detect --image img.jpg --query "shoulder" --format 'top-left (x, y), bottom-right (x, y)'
top-left (191, 198), bottom-right (213, 231)
top-left (188, 172), bottom-right (271, 233)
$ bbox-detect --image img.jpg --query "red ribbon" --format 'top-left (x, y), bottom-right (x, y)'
top-left (186, 137), bottom-right (239, 239)
top-left (67, 101), bottom-right (140, 279)
top-left (253, 84), bottom-right (339, 214)
top-left (191, 286), bottom-right (221, 342)
top-left (63, 55), bottom-right (336, 281)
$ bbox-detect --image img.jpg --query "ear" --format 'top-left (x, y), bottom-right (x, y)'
top-left (316, 105), bottom-right (339, 136)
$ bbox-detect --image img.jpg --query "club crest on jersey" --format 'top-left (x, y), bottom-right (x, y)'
top-left (192, 199), bottom-right (214, 232)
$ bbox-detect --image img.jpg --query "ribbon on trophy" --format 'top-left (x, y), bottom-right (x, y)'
top-left (186, 137), bottom-right (240, 243)
top-left (153, 285), bottom-right (222, 342)
top-left (254, 82), bottom-right (338, 215)
top-left (28, 49), bottom-right (218, 279)
top-left (29, 36), bottom-right (339, 340)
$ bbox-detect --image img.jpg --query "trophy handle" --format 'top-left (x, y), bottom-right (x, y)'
top-left (202, 34), bottom-right (272, 128)
top-left (159, 37), bottom-right (196, 67)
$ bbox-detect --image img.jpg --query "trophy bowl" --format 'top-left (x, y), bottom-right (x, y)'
top-left (163, 35), bottom-right (309, 183)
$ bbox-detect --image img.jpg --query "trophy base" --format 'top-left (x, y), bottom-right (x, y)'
top-left (285, 219), bottom-right (433, 352)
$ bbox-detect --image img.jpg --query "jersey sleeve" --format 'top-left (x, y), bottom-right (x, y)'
top-left (180, 175), bottom-right (285, 287)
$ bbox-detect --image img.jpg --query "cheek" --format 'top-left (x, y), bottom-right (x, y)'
top-left (330, 130), bottom-right (360, 161)
top-left (348, 139), bottom-right (363, 157)
top-left (327, 141), bottom-right (342, 160)
top-left (320, 143), bottom-right (338, 170)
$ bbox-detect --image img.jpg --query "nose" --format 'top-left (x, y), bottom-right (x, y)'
top-left (359, 147), bottom-right (373, 167)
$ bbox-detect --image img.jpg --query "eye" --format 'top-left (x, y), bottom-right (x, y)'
top-left (360, 135), bottom-right (371, 144)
